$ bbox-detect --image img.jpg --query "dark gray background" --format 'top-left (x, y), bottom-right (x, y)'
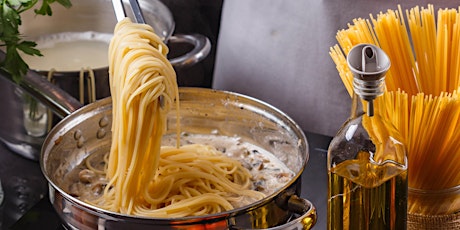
top-left (212, 0), bottom-right (459, 137)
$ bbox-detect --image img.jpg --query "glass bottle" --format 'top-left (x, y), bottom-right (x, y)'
top-left (327, 44), bottom-right (408, 230)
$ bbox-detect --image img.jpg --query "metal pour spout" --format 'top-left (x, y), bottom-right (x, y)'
top-left (346, 44), bottom-right (390, 116)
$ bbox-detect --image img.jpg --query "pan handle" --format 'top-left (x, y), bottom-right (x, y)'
top-left (272, 195), bottom-right (317, 230)
top-left (167, 34), bottom-right (211, 68)
top-left (234, 194), bottom-right (317, 230)
top-left (0, 51), bottom-right (83, 118)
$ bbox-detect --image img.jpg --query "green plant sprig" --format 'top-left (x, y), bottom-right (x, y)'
top-left (0, 0), bottom-right (72, 83)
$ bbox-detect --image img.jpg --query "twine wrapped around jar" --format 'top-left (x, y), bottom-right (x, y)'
top-left (408, 212), bottom-right (460, 230)
top-left (407, 186), bottom-right (460, 229)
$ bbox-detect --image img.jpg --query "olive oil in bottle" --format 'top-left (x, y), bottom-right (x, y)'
top-left (327, 44), bottom-right (408, 230)
top-left (328, 151), bottom-right (407, 230)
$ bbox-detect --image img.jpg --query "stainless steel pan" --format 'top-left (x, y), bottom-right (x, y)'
top-left (0, 59), bottom-right (317, 228)
top-left (39, 88), bottom-right (317, 229)
top-left (0, 0), bottom-right (316, 226)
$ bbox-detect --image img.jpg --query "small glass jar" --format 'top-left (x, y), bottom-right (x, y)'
top-left (16, 88), bottom-right (49, 137)
top-left (408, 185), bottom-right (460, 229)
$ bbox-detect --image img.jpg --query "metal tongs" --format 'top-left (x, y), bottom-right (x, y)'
top-left (111, 0), bottom-right (165, 108)
top-left (112, 0), bottom-right (146, 24)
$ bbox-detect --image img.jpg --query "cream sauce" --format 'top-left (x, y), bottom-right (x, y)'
top-left (21, 31), bottom-right (111, 71)
top-left (163, 134), bottom-right (295, 195)
top-left (63, 133), bottom-right (295, 209)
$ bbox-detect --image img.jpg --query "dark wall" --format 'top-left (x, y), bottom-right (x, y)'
top-left (213, 0), bottom-right (460, 137)
top-left (160, 0), bottom-right (224, 88)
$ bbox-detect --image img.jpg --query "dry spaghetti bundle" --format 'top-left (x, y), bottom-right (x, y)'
top-left (330, 5), bottom-right (460, 215)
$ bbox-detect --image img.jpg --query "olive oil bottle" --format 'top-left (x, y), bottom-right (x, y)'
top-left (327, 44), bottom-right (408, 230)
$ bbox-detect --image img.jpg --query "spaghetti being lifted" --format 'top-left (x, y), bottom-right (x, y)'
top-left (76, 18), bottom-right (272, 217)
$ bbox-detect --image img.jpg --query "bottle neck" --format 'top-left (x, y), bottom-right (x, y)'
top-left (352, 77), bottom-right (385, 117)
top-left (350, 91), bottom-right (365, 119)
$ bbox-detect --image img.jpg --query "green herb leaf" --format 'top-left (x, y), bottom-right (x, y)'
top-left (17, 40), bottom-right (41, 56)
top-left (7, 0), bottom-right (21, 6)
top-left (35, 0), bottom-right (71, 16)
top-left (34, 0), bottom-right (51, 15)
top-left (0, 0), bottom-right (72, 83)
top-left (55, 0), bottom-right (71, 9)
top-left (3, 43), bottom-right (29, 83)
top-left (1, 2), bottom-right (21, 35)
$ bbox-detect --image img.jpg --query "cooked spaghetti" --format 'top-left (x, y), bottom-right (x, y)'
top-left (85, 18), bottom-right (268, 217)
top-left (330, 5), bottom-right (460, 215)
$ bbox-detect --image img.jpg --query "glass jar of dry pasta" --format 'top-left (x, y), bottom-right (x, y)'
top-left (407, 185), bottom-right (460, 229)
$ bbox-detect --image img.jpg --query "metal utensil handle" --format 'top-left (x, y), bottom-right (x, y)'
top-left (112, 0), bottom-right (145, 23)
top-left (128, 0), bottom-right (145, 24)
top-left (112, 0), bottom-right (126, 22)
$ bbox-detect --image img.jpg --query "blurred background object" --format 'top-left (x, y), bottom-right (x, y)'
top-left (212, 0), bottom-right (458, 137)
top-left (160, 0), bottom-right (223, 88)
